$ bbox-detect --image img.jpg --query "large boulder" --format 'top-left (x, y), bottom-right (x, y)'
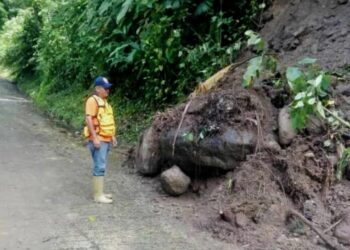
top-left (135, 127), bottom-right (161, 175)
top-left (278, 106), bottom-right (296, 146)
top-left (160, 165), bottom-right (191, 196)
top-left (159, 126), bottom-right (257, 175)
top-left (135, 86), bottom-right (274, 176)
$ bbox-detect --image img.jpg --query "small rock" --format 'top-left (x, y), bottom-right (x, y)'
top-left (340, 28), bottom-right (348, 37)
top-left (220, 209), bottom-right (235, 223)
top-left (338, 0), bottom-right (348, 4)
top-left (235, 212), bottom-right (249, 228)
top-left (276, 234), bottom-right (288, 244)
top-left (292, 27), bottom-right (306, 37)
top-left (283, 37), bottom-right (300, 50)
top-left (298, 144), bottom-right (310, 152)
top-left (278, 106), bottom-right (296, 146)
top-left (303, 199), bottom-right (317, 220)
top-left (304, 151), bottom-right (315, 158)
top-left (324, 13), bottom-right (335, 19)
top-left (160, 165), bottom-right (191, 196)
top-left (263, 134), bottom-right (281, 152)
top-left (324, 29), bottom-right (337, 38)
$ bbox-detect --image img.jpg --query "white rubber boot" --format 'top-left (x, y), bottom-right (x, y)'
top-left (104, 193), bottom-right (113, 199)
top-left (93, 176), bottom-right (113, 204)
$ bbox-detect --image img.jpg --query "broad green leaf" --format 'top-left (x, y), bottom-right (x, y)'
top-left (194, 1), bottom-right (212, 16)
top-left (233, 42), bottom-right (241, 50)
top-left (182, 132), bottom-right (194, 142)
top-left (244, 30), bottom-right (266, 51)
top-left (243, 56), bottom-right (263, 88)
top-left (98, 1), bottom-right (112, 15)
top-left (320, 73), bottom-right (331, 90)
top-left (117, 0), bottom-right (133, 24)
top-left (294, 92), bottom-right (306, 100)
top-left (307, 79), bottom-right (315, 85)
top-left (245, 30), bottom-right (264, 51)
top-left (265, 56), bottom-right (277, 73)
top-left (248, 35), bottom-right (261, 46)
top-left (294, 100), bottom-right (304, 108)
top-left (286, 67), bottom-right (304, 92)
top-left (307, 98), bottom-right (316, 105)
top-left (314, 74), bottom-right (323, 88)
top-left (244, 30), bottom-right (254, 36)
top-left (298, 57), bottom-right (317, 65)
top-left (259, 3), bottom-right (266, 9)
top-left (286, 67), bottom-right (302, 82)
top-left (290, 107), bottom-right (308, 130)
top-left (316, 101), bottom-right (325, 118)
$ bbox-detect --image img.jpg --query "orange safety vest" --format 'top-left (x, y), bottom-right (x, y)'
top-left (84, 95), bottom-right (116, 138)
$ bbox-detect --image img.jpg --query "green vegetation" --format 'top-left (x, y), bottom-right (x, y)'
top-left (243, 30), bottom-right (333, 131)
top-left (243, 31), bottom-right (350, 180)
top-left (0, 0), bottom-right (267, 142)
top-left (336, 148), bottom-right (350, 181)
top-left (0, 2), bottom-right (7, 28)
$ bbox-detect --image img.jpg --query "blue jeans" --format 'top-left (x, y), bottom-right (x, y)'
top-left (87, 141), bottom-right (111, 176)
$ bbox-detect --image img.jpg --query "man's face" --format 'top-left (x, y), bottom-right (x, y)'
top-left (96, 86), bottom-right (110, 98)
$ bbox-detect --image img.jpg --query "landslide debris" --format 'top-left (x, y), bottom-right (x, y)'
top-left (129, 0), bottom-right (350, 249)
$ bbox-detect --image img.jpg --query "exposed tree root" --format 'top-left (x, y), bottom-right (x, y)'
top-left (288, 209), bottom-right (345, 250)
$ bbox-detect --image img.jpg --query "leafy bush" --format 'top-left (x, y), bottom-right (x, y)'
top-left (286, 59), bottom-right (331, 129)
top-left (242, 31), bottom-right (333, 131)
top-left (0, 2), bottom-right (7, 29)
top-left (0, 0), bottom-right (268, 142)
top-left (3, 0), bottom-right (266, 104)
top-left (0, 6), bottom-right (40, 77)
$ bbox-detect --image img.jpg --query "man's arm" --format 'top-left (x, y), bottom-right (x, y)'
top-left (86, 115), bottom-right (101, 148)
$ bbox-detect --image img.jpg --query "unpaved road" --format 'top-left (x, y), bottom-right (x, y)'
top-left (0, 78), bottom-right (235, 250)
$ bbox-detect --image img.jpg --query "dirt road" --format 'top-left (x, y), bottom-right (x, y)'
top-left (0, 78), bottom-right (235, 250)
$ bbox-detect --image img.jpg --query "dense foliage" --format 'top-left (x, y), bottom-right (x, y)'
top-left (0, 0), bottom-right (267, 141)
top-left (0, 2), bottom-right (7, 28)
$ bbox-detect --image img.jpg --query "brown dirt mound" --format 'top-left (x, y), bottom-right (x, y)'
top-left (153, 67), bottom-right (275, 135)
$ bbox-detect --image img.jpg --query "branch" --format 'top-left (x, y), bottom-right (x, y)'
top-left (171, 98), bottom-right (193, 156)
top-left (324, 107), bottom-right (350, 129)
top-left (288, 209), bottom-right (343, 250)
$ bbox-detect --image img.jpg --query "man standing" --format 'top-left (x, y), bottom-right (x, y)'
top-left (84, 76), bottom-right (117, 204)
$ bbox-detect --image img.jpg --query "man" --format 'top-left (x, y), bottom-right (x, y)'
top-left (84, 76), bottom-right (117, 204)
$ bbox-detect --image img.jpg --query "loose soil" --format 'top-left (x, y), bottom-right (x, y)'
top-left (128, 1), bottom-right (350, 249)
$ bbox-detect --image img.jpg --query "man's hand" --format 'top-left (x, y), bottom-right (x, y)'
top-left (112, 137), bottom-right (118, 147)
top-left (93, 137), bottom-right (101, 149)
